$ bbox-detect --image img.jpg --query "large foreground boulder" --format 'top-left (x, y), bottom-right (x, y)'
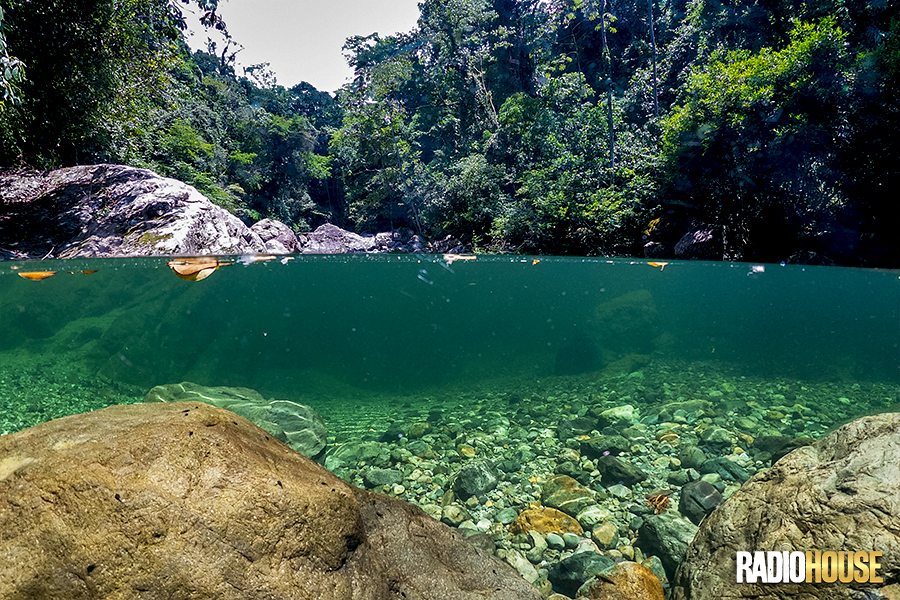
top-left (0, 164), bottom-right (267, 259)
top-left (0, 402), bottom-right (542, 600)
top-left (673, 413), bottom-right (900, 600)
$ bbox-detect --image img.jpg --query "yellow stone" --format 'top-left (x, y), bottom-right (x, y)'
top-left (457, 444), bottom-right (477, 458)
top-left (508, 507), bottom-right (584, 536)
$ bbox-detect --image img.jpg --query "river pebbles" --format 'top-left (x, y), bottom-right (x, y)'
top-left (318, 359), bottom-right (898, 590)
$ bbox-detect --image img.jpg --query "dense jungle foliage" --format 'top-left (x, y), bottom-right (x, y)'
top-left (2, 0), bottom-right (898, 265)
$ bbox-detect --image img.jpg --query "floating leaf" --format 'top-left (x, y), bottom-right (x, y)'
top-left (17, 271), bottom-right (57, 281)
top-left (167, 258), bottom-right (221, 281)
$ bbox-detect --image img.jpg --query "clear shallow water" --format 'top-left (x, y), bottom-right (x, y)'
top-left (1, 254), bottom-right (898, 436)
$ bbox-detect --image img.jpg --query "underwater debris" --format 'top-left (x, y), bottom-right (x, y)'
top-left (646, 492), bottom-right (671, 514)
top-left (238, 254), bottom-right (277, 266)
top-left (443, 253), bottom-right (477, 265)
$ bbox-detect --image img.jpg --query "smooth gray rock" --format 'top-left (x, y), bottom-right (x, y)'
top-left (496, 507), bottom-right (519, 525)
top-left (678, 480), bottom-right (723, 525)
top-left (452, 459), bottom-right (500, 500)
top-left (576, 504), bottom-right (612, 529)
top-left (525, 530), bottom-right (547, 563)
top-left (596, 404), bottom-right (639, 429)
top-left (557, 416), bottom-right (597, 440)
top-left (546, 550), bottom-right (616, 597)
top-left (580, 434), bottom-right (631, 458)
top-left (677, 445), bottom-right (707, 470)
top-left (0, 164), bottom-right (266, 259)
top-left (636, 511), bottom-right (699, 580)
top-left (673, 413), bottom-right (900, 600)
top-left (250, 218), bottom-right (301, 254)
top-left (546, 532), bottom-right (566, 550)
top-left (596, 455), bottom-right (649, 486)
top-left (440, 504), bottom-right (472, 527)
top-left (503, 549), bottom-right (541, 585)
top-left (363, 468), bottom-right (404, 489)
top-left (699, 426), bottom-right (732, 450)
top-left (698, 456), bottom-right (750, 482)
top-left (298, 223), bottom-right (378, 254)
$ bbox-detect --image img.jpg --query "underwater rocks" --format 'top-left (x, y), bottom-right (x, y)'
top-left (677, 480), bottom-right (723, 525)
top-left (576, 560), bottom-right (665, 600)
top-left (636, 511), bottom-right (700, 580)
top-left (0, 402), bottom-right (543, 600)
top-left (452, 459), bottom-right (501, 500)
top-left (144, 381), bottom-right (327, 458)
top-left (509, 507), bottom-right (585, 536)
top-left (673, 412), bottom-right (900, 600)
top-left (0, 164), bottom-right (267, 259)
top-left (312, 364), bottom-right (898, 597)
top-left (541, 475), bottom-right (596, 517)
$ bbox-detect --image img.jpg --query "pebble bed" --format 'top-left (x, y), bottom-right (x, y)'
top-left (312, 360), bottom-right (898, 594)
top-left (2, 356), bottom-right (897, 597)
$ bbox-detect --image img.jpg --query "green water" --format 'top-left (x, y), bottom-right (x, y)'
top-left (1, 255), bottom-right (898, 437)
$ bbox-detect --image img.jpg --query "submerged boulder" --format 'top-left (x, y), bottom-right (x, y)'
top-left (673, 412), bottom-right (900, 600)
top-left (143, 381), bottom-right (328, 458)
top-left (0, 164), bottom-right (267, 259)
top-left (0, 402), bottom-right (543, 600)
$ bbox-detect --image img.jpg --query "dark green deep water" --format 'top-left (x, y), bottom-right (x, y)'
top-left (1, 255), bottom-right (898, 435)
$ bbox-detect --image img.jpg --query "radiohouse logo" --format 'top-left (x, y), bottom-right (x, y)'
top-left (736, 551), bottom-right (884, 584)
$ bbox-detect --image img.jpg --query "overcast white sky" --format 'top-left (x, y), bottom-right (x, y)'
top-left (183, 0), bottom-right (422, 93)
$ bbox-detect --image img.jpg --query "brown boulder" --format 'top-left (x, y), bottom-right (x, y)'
top-left (509, 506), bottom-right (584, 536)
top-left (576, 561), bottom-right (665, 600)
top-left (0, 402), bottom-right (542, 600)
top-left (673, 413), bottom-right (900, 600)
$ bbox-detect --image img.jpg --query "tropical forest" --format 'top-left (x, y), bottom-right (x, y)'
top-left (2, 0), bottom-right (898, 266)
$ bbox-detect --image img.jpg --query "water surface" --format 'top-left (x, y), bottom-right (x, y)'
top-left (1, 255), bottom-right (897, 436)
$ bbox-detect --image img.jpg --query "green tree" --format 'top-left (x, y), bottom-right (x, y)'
top-left (0, 4), bottom-right (24, 110)
top-left (659, 19), bottom-right (851, 260)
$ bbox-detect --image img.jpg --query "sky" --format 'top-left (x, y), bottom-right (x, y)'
top-left (183, 0), bottom-right (422, 93)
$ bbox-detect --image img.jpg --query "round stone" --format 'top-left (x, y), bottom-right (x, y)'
top-left (546, 532), bottom-right (566, 550)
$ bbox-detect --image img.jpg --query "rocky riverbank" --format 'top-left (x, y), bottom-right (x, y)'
top-left (0, 164), bottom-right (463, 260)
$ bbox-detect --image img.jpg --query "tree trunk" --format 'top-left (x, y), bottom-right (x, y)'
top-left (648, 0), bottom-right (659, 118)
top-left (601, 0), bottom-right (615, 171)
